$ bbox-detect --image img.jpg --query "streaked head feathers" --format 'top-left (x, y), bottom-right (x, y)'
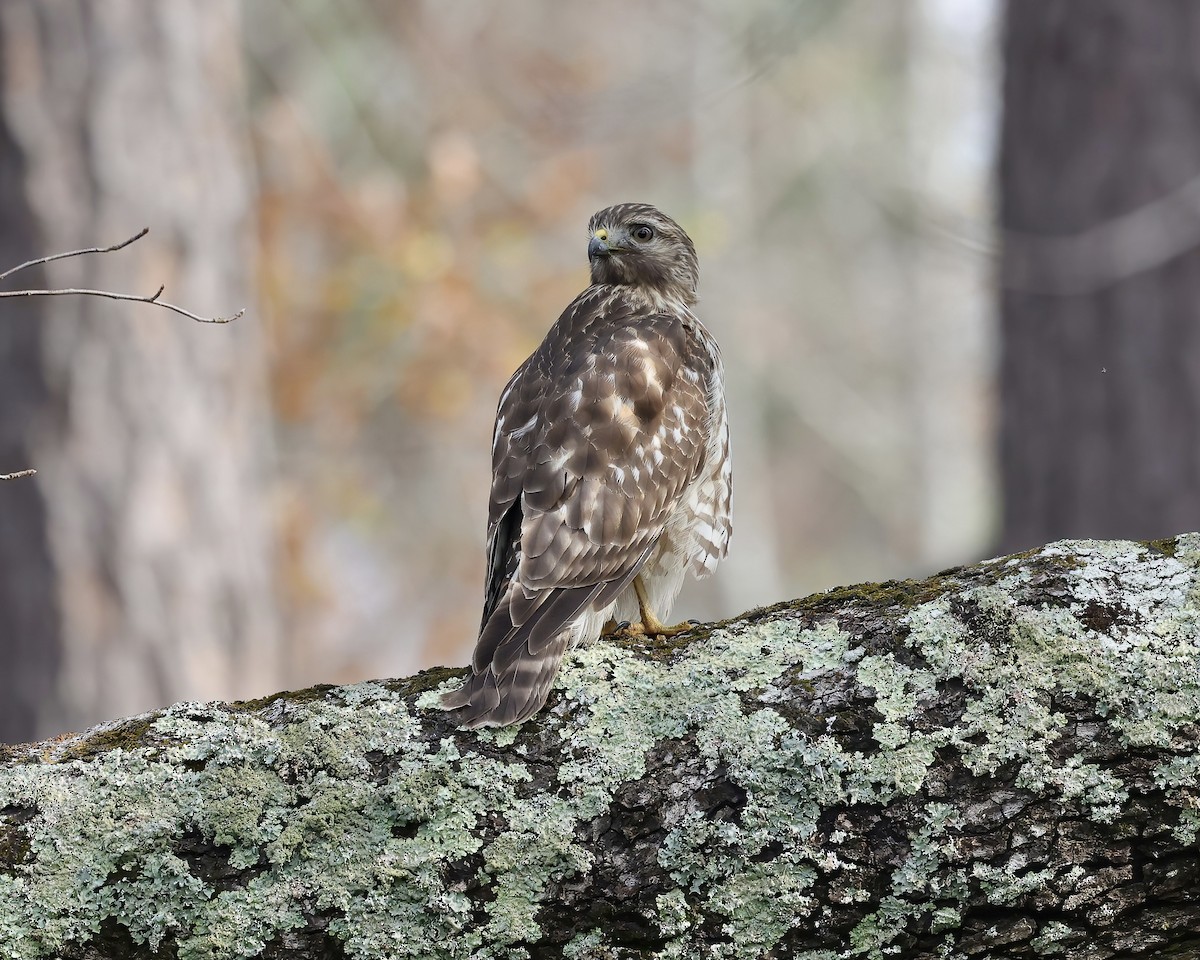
top-left (587, 202), bottom-right (699, 305)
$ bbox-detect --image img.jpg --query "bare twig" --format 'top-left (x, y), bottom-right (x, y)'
top-left (0, 469), bottom-right (37, 481)
top-left (0, 227), bottom-right (149, 283)
top-left (0, 287), bottom-right (244, 324)
top-left (0, 228), bottom-right (244, 324)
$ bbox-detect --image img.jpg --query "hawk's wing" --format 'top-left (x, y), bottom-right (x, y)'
top-left (443, 286), bottom-right (716, 726)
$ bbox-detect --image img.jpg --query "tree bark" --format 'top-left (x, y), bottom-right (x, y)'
top-left (998, 0), bottom-right (1200, 553)
top-left (1, 535), bottom-right (1199, 959)
top-left (0, 2), bottom-right (280, 741)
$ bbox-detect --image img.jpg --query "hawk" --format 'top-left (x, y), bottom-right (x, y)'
top-left (441, 203), bottom-right (732, 727)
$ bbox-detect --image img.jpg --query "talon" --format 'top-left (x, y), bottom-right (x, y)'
top-left (630, 575), bottom-right (697, 638)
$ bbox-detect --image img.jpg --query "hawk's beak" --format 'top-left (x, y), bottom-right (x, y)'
top-left (588, 235), bottom-right (610, 259)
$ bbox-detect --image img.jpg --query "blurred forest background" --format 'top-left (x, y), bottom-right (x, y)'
top-left (3, 0), bottom-right (1197, 741)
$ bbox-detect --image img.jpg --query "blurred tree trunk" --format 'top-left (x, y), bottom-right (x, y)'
top-left (999, 0), bottom-right (1200, 552)
top-left (0, 2), bottom-right (280, 742)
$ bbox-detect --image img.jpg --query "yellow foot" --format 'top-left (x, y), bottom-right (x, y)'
top-left (618, 618), bottom-right (698, 639)
top-left (625, 574), bottom-right (698, 638)
top-left (601, 618), bottom-right (624, 638)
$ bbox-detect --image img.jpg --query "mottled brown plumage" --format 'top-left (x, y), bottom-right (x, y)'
top-left (441, 203), bottom-right (732, 727)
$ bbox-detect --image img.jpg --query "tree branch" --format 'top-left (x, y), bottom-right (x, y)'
top-left (0, 285), bottom-right (244, 324)
top-left (0, 228), bottom-right (245, 324)
top-left (2, 535), bottom-right (1199, 958)
top-left (0, 469), bottom-right (36, 480)
top-left (0, 227), bottom-right (150, 282)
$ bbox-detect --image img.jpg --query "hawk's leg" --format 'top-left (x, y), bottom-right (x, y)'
top-left (601, 618), bottom-right (629, 637)
top-left (621, 575), bottom-right (695, 638)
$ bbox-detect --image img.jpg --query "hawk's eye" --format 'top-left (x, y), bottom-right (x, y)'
top-left (632, 225), bottom-right (654, 242)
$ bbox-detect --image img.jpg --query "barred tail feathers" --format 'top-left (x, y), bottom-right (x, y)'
top-left (440, 580), bottom-right (599, 728)
top-left (441, 543), bottom-right (656, 728)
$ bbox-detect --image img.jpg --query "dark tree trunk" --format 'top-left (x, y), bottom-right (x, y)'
top-left (999, 0), bottom-right (1200, 553)
top-left (0, 101), bottom-right (59, 741)
top-left (0, 2), bottom-right (280, 741)
top-left (1, 535), bottom-right (1199, 958)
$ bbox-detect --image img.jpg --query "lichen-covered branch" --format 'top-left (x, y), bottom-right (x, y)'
top-left (2, 536), bottom-right (1200, 959)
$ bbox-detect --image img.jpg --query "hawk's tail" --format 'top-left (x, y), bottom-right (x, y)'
top-left (439, 631), bottom-right (571, 728)
top-left (439, 580), bottom-right (598, 728)
top-left (441, 548), bottom-right (654, 728)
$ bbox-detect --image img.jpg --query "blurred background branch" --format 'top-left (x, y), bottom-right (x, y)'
top-left (0, 227), bottom-right (148, 282)
top-left (0, 227), bottom-right (247, 324)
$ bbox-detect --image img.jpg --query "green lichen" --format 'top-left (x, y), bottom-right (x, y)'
top-left (840, 538), bottom-right (1200, 954)
top-left (1029, 921), bottom-right (1074, 955)
top-left (562, 930), bottom-right (607, 958)
top-left (0, 537), bottom-right (1199, 957)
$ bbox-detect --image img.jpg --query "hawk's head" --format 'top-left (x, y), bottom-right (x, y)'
top-left (587, 203), bottom-right (699, 305)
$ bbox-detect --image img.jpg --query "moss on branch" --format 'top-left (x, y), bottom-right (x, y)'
top-left (1, 537), bottom-right (1199, 958)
